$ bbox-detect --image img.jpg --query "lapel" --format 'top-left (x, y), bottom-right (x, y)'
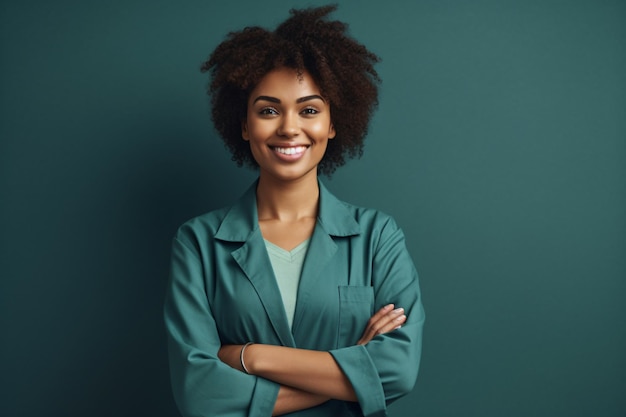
top-left (291, 181), bottom-right (361, 335)
top-left (213, 179), bottom-right (361, 347)
top-left (214, 181), bottom-right (295, 347)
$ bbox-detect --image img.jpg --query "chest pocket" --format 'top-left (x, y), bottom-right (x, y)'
top-left (337, 285), bottom-right (374, 347)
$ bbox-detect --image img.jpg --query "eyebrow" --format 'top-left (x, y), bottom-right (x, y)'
top-left (253, 95), bottom-right (325, 104)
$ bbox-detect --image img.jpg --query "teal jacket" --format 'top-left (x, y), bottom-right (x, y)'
top-left (164, 180), bottom-right (425, 417)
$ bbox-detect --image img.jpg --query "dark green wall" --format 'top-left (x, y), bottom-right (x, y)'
top-left (1, 1), bottom-right (624, 416)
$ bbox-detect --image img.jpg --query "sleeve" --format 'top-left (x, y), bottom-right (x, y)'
top-left (329, 217), bottom-right (425, 417)
top-left (164, 236), bottom-right (280, 417)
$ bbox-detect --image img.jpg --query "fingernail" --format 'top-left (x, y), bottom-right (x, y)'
top-left (393, 308), bottom-right (404, 314)
top-left (385, 304), bottom-right (394, 310)
top-left (395, 314), bottom-right (406, 322)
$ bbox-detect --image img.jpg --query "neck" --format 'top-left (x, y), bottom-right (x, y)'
top-left (256, 173), bottom-right (320, 222)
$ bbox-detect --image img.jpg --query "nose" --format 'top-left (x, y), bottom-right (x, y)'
top-left (277, 112), bottom-right (300, 138)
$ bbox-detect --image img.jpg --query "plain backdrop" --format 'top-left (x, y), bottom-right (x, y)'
top-left (1, 1), bottom-right (624, 416)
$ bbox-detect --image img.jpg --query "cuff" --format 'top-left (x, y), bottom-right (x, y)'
top-left (249, 376), bottom-right (280, 417)
top-left (330, 345), bottom-right (387, 417)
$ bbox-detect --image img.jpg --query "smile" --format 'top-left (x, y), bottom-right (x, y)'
top-left (271, 145), bottom-right (309, 155)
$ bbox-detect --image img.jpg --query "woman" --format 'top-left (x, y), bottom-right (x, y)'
top-left (164, 6), bottom-right (425, 417)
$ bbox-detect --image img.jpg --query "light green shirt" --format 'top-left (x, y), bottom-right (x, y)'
top-left (264, 238), bottom-right (310, 329)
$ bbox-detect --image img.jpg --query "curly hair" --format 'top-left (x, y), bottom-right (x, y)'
top-left (201, 5), bottom-right (380, 175)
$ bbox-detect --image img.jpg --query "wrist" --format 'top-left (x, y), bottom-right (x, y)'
top-left (240, 342), bottom-right (254, 374)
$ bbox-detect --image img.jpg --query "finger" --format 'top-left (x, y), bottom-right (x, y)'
top-left (369, 304), bottom-right (395, 324)
top-left (371, 307), bottom-right (404, 335)
top-left (376, 313), bottom-right (406, 335)
top-left (356, 304), bottom-right (394, 344)
top-left (358, 307), bottom-right (404, 344)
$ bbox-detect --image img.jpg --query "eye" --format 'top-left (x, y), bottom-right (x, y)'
top-left (259, 107), bottom-right (279, 116)
top-left (300, 107), bottom-right (319, 116)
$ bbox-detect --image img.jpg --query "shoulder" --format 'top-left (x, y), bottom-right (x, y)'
top-left (318, 181), bottom-right (402, 239)
top-left (349, 203), bottom-right (407, 254)
top-left (322, 192), bottom-right (406, 259)
top-left (333, 194), bottom-right (401, 234)
top-left (172, 206), bottom-right (231, 250)
top-left (349, 201), bottom-right (398, 228)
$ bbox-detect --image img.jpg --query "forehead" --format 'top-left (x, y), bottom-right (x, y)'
top-left (249, 67), bottom-right (322, 101)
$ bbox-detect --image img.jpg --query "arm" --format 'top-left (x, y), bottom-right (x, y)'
top-left (272, 386), bottom-right (328, 416)
top-left (221, 344), bottom-right (357, 401)
top-left (218, 304), bottom-right (407, 403)
top-left (330, 217), bottom-right (425, 416)
top-left (164, 236), bottom-right (279, 417)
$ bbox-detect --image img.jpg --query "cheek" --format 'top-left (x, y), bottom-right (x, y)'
top-left (310, 118), bottom-right (334, 138)
top-left (247, 123), bottom-right (274, 143)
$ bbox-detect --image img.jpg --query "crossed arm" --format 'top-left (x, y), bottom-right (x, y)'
top-left (218, 304), bottom-right (406, 416)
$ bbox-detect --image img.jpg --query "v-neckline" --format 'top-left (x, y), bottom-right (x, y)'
top-left (264, 238), bottom-right (311, 261)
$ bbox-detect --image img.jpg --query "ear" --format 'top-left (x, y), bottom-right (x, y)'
top-left (241, 120), bottom-right (249, 141)
top-left (328, 122), bottom-right (336, 140)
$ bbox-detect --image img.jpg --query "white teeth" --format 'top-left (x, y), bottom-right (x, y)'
top-left (274, 146), bottom-right (307, 155)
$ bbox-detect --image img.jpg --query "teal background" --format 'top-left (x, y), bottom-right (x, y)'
top-left (1, 1), bottom-right (624, 416)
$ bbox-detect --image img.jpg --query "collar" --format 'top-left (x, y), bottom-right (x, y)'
top-left (214, 178), bottom-right (361, 242)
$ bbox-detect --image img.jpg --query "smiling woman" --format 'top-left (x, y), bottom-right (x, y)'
top-left (163, 5), bottom-right (425, 417)
top-left (243, 68), bottom-right (336, 185)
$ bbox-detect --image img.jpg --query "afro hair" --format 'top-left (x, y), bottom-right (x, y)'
top-left (201, 5), bottom-right (381, 175)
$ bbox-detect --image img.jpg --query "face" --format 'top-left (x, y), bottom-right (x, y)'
top-left (242, 67), bottom-right (336, 183)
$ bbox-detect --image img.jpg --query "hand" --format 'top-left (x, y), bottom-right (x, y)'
top-left (356, 304), bottom-right (406, 345)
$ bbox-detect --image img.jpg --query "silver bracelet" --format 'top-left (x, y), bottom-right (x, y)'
top-left (240, 342), bottom-right (254, 374)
